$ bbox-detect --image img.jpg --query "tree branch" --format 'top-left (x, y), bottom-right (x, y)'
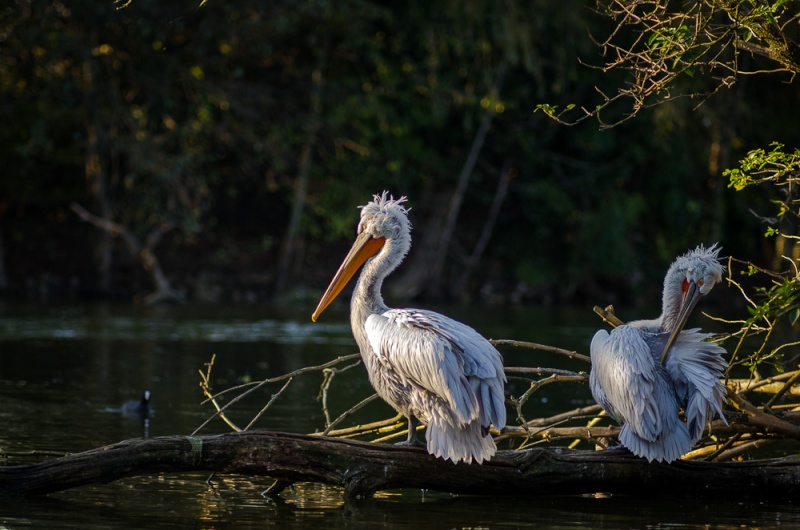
top-left (3, 431), bottom-right (800, 500)
top-left (490, 339), bottom-right (591, 363)
top-left (71, 202), bottom-right (183, 304)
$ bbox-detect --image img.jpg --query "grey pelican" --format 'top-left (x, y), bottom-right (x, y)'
top-left (589, 244), bottom-right (728, 462)
top-left (312, 192), bottom-right (506, 464)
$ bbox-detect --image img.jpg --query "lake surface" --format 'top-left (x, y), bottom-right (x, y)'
top-left (0, 301), bottom-right (797, 528)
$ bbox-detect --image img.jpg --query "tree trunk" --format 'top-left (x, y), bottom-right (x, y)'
top-left (0, 220), bottom-right (7, 291)
top-left (394, 62), bottom-right (507, 300)
top-left (82, 46), bottom-right (116, 295)
top-left (274, 24), bottom-right (330, 296)
top-left (0, 227), bottom-right (6, 291)
top-left (70, 203), bottom-right (183, 304)
top-left (454, 161), bottom-right (514, 294)
top-left (1, 431), bottom-right (799, 500)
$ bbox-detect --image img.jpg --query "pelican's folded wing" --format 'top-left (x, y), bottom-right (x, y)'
top-left (365, 308), bottom-right (506, 429)
top-left (665, 328), bottom-right (728, 440)
top-left (590, 325), bottom-right (663, 442)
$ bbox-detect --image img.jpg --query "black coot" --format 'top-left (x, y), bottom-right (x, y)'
top-left (122, 390), bottom-right (151, 416)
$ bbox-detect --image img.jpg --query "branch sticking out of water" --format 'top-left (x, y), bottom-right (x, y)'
top-left (194, 353), bottom-right (361, 435)
top-left (490, 339), bottom-right (591, 363)
top-left (193, 296), bottom-right (800, 466)
top-left (593, 305), bottom-right (624, 328)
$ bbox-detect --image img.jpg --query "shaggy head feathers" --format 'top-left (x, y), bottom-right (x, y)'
top-left (667, 243), bottom-right (725, 296)
top-left (357, 191), bottom-right (412, 241)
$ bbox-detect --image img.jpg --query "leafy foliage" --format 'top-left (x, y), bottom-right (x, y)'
top-left (540, 0), bottom-right (800, 126)
top-left (719, 143), bottom-right (800, 375)
top-left (726, 142), bottom-right (800, 195)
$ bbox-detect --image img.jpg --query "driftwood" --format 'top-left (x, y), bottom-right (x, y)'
top-left (1, 431), bottom-right (799, 500)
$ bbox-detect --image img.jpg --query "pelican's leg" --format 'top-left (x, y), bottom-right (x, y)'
top-left (395, 414), bottom-right (425, 447)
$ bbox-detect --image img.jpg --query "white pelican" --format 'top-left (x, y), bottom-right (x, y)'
top-left (589, 244), bottom-right (728, 462)
top-left (312, 192), bottom-right (506, 464)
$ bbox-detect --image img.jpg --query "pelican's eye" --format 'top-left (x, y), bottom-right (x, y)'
top-left (697, 278), bottom-right (705, 287)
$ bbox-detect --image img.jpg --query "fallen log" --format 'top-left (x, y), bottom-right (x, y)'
top-left (1, 431), bottom-right (799, 500)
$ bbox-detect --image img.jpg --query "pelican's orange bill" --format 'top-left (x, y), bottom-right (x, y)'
top-left (312, 233), bottom-right (386, 321)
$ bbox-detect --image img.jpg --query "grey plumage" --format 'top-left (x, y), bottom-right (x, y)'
top-left (312, 192), bottom-right (506, 464)
top-left (589, 244), bottom-right (728, 463)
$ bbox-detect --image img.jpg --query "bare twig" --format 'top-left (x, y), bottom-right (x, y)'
top-left (491, 339), bottom-right (591, 363)
top-left (765, 370), bottom-right (800, 411)
top-left (244, 377), bottom-right (293, 431)
top-left (569, 411), bottom-right (607, 449)
top-left (200, 354), bottom-right (360, 405)
top-left (317, 359), bottom-right (363, 427)
top-left (727, 371), bottom-right (800, 396)
top-left (593, 305), bottom-right (625, 328)
top-left (510, 373), bottom-right (591, 436)
top-left (371, 425), bottom-right (424, 444)
top-left (195, 354), bottom-right (361, 435)
top-left (505, 367), bottom-right (588, 379)
top-left (713, 438), bottom-right (776, 462)
top-left (197, 354), bottom-right (241, 433)
top-left (500, 424), bottom-right (620, 441)
top-left (526, 404), bottom-right (604, 428)
top-left (319, 393), bottom-right (381, 436)
top-left (727, 392), bottom-right (800, 439)
top-left (318, 414), bottom-right (404, 438)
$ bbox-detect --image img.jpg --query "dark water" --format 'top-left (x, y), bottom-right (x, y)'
top-left (0, 301), bottom-right (797, 529)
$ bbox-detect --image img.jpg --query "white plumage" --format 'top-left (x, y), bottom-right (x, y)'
top-left (312, 192), bottom-right (506, 464)
top-left (589, 244), bottom-right (728, 462)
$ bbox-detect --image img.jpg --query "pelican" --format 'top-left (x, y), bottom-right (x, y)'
top-left (312, 192), bottom-right (506, 464)
top-left (589, 244), bottom-right (728, 463)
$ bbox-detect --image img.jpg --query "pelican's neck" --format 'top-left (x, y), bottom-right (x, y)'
top-left (659, 265), bottom-right (685, 333)
top-left (350, 236), bottom-right (407, 332)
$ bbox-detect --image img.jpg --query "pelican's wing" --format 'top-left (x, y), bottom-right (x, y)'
top-left (589, 326), bottom-right (664, 441)
top-left (365, 308), bottom-right (506, 429)
top-left (664, 328), bottom-right (728, 439)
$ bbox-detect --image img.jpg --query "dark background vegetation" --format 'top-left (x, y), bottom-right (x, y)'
top-left (1, 0), bottom-right (798, 308)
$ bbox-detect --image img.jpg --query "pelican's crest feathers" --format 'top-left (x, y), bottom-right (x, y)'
top-left (670, 243), bottom-right (725, 278)
top-left (357, 192), bottom-right (412, 240)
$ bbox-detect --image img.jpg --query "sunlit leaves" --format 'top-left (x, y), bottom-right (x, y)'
top-left (723, 139), bottom-right (800, 374)
top-left (546, 0), bottom-right (800, 127)
top-left (646, 23), bottom-right (691, 59)
top-left (724, 258), bottom-right (800, 373)
top-left (533, 103), bottom-right (575, 121)
top-left (725, 142), bottom-right (800, 191)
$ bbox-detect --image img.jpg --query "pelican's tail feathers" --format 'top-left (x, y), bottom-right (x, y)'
top-left (426, 418), bottom-right (497, 464)
top-left (618, 419), bottom-right (693, 463)
top-left (473, 376), bottom-right (507, 432)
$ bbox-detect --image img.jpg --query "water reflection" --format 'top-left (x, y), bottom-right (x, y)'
top-left (0, 314), bottom-right (351, 344)
top-left (2, 476), bottom-right (798, 530)
top-left (0, 302), bottom-right (796, 528)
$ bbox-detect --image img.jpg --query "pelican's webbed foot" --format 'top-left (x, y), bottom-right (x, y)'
top-left (394, 439), bottom-right (426, 448)
top-left (394, 415), bottom-right (425, 447)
